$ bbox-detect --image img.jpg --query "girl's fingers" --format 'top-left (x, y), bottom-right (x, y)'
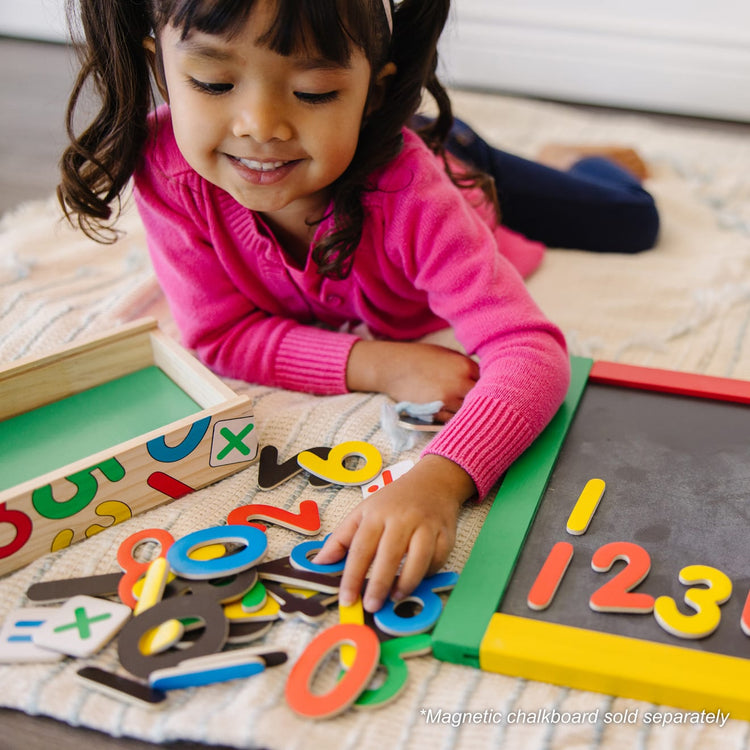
top-left (338, 524), bottom-right (381, 607)
top-left (435, 407), bottom-right (456, 424)
top-left (392, 527), bottom-right (434, 602)
top-left (311, 536), bottom-right (348, 565)
top-left (429, 527), bottom-right (453, 573)
top-left (362, 527), bottom-right (410, 612)
top-left (312, 512), bottom-right (360, 564)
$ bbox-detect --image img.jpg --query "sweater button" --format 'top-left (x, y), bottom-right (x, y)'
top-left (325, 294), bottom-right (343, 306)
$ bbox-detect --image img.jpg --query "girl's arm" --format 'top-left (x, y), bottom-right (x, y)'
top-left (318, 141), bottom-right (571, 610)
top-left (133, 130), bottom-right (360, 395)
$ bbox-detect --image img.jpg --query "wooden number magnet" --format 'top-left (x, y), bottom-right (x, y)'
top-left (567, 478), bottom-right (606, 535)
top-left (373, 571), bottom-right (458, 637)
top-left (527, 542), bottom-right (574, 611)
top-left (289, 535), bottom-right (346, 575)
top-left (77, 666), bottom-right (167, 708)
top-left (297, 441), bottom-right (382, 486)
top-left (149, 645), bottom-right (288, 690)
top-left (339, 597), bottom-right (365, 668)
top-left (117, 528), bottom-right (175, 609)
top-left (654, 564), bottom-right (732, 639)
top-left (166, 525), bottom-right (267, 580)
top-left (258, 445), bottom-right (331, 489)
top-left (134, 557), bottom-right (170, 616)
top-left (257, 556), bottom-right (341, 593)
top-left (354, 633), bottom-right (433, 709)
top-left (133, 557), bottom-right (184, 657)
top-left (285, 623), bottom-right (380, 719)
top-left (149, 653), bottom-right (265, 691)
top-left (589, 541), bottom-right (655, 614)
top-left (226, 499), bottom-right (321, 535)
top-left (240, 580), bottom-right (267, 612)
top-left (264, 581), bottom-right (329, 623)
top-left (224, 595), bottom-right (281, 623)
top-left (165, 568), bottom-right (258, 605)
top-left (117, 593), bottom-right (228, 679)
top-left (26, 572), bottom-right (122, 603)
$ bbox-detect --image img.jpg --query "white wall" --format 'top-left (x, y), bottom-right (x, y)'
top-left (4, 0), bottom-right (750, 121)
top-left (441, 0), bottom-right (750, 121)
top-left (0, 0), bottom-right (67, 42)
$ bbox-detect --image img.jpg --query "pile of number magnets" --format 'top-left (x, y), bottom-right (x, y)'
top-left (0, 440), bottom-right (457, 719)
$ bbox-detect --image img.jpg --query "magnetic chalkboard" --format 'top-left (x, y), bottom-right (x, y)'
top-left (433, 357), bottom-right (750, 719)
top-left (500, 381), bottom-right (750, 659)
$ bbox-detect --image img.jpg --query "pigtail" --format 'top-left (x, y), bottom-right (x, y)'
top-left (390, 0), bottom-right (451, 139)
top-left (313, 0), bottom-right (452, 278)
top-left (57, 0), bottom-right (154, 242)
top-left (314, 0), bottom-right (498, 279)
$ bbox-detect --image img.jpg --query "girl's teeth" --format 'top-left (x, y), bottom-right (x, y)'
top-left (239, 158), bottom-right (287, 171)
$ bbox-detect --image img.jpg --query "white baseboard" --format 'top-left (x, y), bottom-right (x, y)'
top-left (440, 7), bottom-right (750, 122)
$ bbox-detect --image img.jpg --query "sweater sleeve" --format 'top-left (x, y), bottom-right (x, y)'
top-left (381, 145), bottom-right (571, 498)
top-left (133, 132), bottom-right (358, 395)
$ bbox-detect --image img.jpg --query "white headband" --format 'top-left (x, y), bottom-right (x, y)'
top-left (382, 0), bottom-right (393, 34)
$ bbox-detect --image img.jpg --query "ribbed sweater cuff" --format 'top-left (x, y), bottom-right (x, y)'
top-left (274, 326), bottom-right (360, 395)
top-left (422, 395), bottom-right (536, 499)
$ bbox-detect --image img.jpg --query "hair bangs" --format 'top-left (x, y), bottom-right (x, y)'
top-left (156, 0), bottom-right (386, 68)
top-left (257, 0), bottom-right (355, 66)
top-left (159, 0), bottom-right (256, 40)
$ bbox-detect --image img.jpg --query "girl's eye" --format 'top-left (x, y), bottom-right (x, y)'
top-left (188, 78), bottom-right (233, 95)
top-left (294, 90), bottom-right (339, 105)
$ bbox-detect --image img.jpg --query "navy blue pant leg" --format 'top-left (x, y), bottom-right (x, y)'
top-left (429, 116), bottom-right (660, 253)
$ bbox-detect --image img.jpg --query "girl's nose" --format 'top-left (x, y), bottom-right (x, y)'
top-left (232, 94), bottom-right (293, 143)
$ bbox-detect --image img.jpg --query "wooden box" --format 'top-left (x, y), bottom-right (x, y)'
top-left (0, 318), bottom-right (258, 576)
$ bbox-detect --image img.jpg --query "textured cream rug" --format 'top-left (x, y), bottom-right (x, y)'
top-left (2, 90), bottom-right (750, 750)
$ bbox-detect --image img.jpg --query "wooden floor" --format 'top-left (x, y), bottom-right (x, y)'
top-left (0, 706), bottom-right (237, 750)
top-left (0, 37), bottom-right (79, 215)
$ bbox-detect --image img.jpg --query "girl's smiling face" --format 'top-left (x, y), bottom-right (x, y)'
top-left (156, 0), bottom-right (373, 225)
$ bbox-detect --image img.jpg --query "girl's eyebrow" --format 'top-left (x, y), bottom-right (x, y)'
top-left (177, 38), bottom-right (351, 71)
top-left (293, 56), bottom-right (351, 72)
top-left (177, 39), bottom-right (235, 62)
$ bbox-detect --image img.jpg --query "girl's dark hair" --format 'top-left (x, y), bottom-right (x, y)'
top-left (59, 0), bottom-right (498, 276)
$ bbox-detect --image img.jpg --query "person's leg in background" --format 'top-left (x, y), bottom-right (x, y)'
top-left (418, 115), bottom-right (660, 253)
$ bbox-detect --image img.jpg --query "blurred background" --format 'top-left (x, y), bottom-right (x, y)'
top-left (1, 0), bottom-right (749, 214)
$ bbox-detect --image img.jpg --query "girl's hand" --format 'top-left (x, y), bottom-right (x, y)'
top-left (313, 455), bottom-right (476, 612)
top-left (346, 340), bottom-right (478, 423)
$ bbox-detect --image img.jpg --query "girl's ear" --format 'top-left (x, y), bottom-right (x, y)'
top-left (366, 62), bottom-right (397, 116)
top-left (143, 36), bottom-right (170, 103)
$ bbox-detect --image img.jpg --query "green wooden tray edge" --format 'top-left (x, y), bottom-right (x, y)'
top-left (431, 355), bottom-right (593, 667)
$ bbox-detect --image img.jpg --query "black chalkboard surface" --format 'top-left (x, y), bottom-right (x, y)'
top-left (433, 357), bottom-right (750, 719)
top-left (500, 381), bottom-right (750, 659)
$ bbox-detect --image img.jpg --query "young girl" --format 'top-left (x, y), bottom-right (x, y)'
top-left (58, 0), bottom-right (576, 614)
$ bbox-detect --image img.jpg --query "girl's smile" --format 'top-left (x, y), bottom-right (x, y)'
top-left (155, 1), bottom-right (373, 232)
top-left (227, 154), bottom-right (302, 186)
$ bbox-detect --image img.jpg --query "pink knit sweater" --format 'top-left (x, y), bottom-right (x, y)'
top-left (134, 106), bottom-right (570, 498)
